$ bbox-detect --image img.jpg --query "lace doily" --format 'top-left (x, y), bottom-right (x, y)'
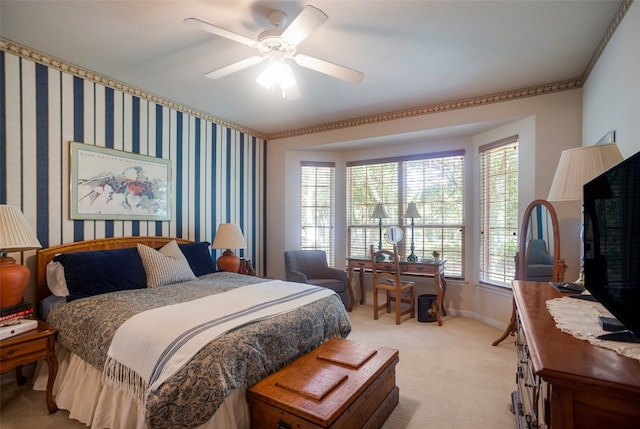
top-left (546, 296), bottom-right (640, 361)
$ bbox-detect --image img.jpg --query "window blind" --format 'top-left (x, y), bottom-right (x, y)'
top-left (347, 151), bottom-right (465, 278)
top-left (479, 137), bottom-right (519, 287)
top-left (301, 162), bottom-right (336, 265)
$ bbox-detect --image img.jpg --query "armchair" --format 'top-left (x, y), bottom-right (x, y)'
top-left (284, 250), bottom-right (350, 309)
top-left (525, 239), bottom-right (554, 281)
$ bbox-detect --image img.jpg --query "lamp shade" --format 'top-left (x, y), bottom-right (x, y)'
top-left (212, 223), bottom-right (246, 273)
top-left (548, 143), bottom-right (624, 201)
top-left (212, 223), bottom-right (247, 250)
top-left (371, 202), bottom-right (389, 219)
top-left (0, 205), bottom-right (41, 307)
top-left (0, 205), bottom-right (42, 253)
top-left (403, 201), bottom-right (421, 218)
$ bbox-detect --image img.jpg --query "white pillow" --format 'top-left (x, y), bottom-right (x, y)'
top-left (46, 261), bottom-right (69, 297)
top-left (137, 240), bottom-right (197, 287)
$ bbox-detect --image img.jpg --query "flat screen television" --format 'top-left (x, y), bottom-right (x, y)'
top-left (583, 150), bottom-right (640, 340)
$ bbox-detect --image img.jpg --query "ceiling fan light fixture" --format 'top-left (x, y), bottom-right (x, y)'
top-left (186, 5), bottom-right (363, 90)
top-left (256, 60), bottom-right (297, 98)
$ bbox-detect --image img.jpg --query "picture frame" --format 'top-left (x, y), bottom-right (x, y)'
top-left (596, 130), bottom-right (616, 144)
top-left (70, 142), bottom-right (171, 221)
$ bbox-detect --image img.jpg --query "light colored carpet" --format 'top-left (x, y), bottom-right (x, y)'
top-left (0, 304), bottom-right (516, 428)
top-left (348, 305), bottom-right (516, 429)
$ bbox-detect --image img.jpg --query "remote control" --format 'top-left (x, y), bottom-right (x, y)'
top-left (549, 281), bottom-right (586, 293)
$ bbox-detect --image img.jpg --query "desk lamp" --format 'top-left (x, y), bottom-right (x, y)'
top-left (0, 205), bottom-right (42, 307)
top-left (403, 202), bottom-right (421, 262)
top-left (371, 202), bottom-right (389, 260)
top-left (212, 223), bottom-right (247, 273)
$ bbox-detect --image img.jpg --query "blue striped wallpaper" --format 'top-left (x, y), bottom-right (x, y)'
top-left (0, 49), bottom-right (266, 279)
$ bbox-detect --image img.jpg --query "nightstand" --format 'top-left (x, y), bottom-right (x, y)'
top-left (0, 319), bottom-right (58, 413)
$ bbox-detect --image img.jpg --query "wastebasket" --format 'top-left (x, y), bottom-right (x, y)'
top-left (418, 294), bottom-right (438, 323)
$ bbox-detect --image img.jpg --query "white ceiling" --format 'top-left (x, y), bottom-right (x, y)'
top-left (0, 0), bottom-right (623, 138)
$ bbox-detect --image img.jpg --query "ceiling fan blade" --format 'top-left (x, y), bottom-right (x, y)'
top-left (281, 5), bottom-right (328, 46)
top-left (205, 56), bottom-right (265, 79)
top-left (184, 17), bottom-right (257, 48)
top-left (294, 54), bottom-right (364, 83)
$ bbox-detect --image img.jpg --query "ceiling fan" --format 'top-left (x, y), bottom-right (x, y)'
top-left (184, 5), bottom-right (364, 98)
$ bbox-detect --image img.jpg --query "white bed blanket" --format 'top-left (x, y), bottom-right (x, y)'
top-left (103, 281), bottom-right (333, 402)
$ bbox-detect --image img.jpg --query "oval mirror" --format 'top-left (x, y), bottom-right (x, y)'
top-left (517, 199), bottom-right (564, 282)
top-left (493, 199), bottom-right (566, 347)
top-left (384, 225), bottom-right (404, 244)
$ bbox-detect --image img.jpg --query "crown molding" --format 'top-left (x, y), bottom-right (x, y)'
top-left (264, 78), bottom-right (584, 140)
top-left (264, 0), bottom-right (631, 141)
top-left (0, 38), bottom-right (267, 140)
top-left (581, 0), bottom-right (632, 84)
top-left (2, 0), bottom-right (629, 143)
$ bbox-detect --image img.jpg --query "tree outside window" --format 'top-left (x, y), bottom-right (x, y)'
top-left (301, 162), bottom-right (335, 265)
top-left (479, 137), bottom-right (519, 287)
top-left (347, 151), bottom-right (465, 278)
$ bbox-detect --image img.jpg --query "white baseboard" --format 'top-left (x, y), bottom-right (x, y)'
top-left (445, 308), bottom-right (508, 331)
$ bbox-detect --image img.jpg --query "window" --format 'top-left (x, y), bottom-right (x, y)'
top-left (300, 162), bottom-right (335, 265)
top-left (479, 136), bottom-right (519, 287)
top-left (347, 151), bottom-right (465, 278)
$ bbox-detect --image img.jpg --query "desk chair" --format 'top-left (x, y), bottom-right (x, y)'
top-left (370, 245), bottom-right (415, 325)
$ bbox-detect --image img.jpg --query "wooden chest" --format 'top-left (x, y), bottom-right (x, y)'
top-left (247, 338), bottom-right (399, 429)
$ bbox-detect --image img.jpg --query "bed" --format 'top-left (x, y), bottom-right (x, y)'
top-left (32, 236), bottom-right (352, 429)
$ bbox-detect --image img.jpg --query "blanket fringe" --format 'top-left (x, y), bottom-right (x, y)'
top-left (103, 357), bottom-right (148, 405)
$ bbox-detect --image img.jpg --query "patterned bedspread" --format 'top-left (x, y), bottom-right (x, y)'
top-left (47, 272), bottom-right (352, 428)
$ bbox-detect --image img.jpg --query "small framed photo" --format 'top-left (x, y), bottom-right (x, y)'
top-left (70, 142), bottom-right (171, 221)
top-left (597, 130), bottom-right (616, 144)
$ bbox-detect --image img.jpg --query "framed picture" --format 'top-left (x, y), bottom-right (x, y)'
top-left (70, 142), bottom-right (171, 221)
top-left (597, 130), bottom-right (616, 144)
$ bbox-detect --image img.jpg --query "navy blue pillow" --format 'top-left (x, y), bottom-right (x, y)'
top-left (54, 247), bottom-right (147, 302)
top-left (178, 242), bottom-right (217, 276)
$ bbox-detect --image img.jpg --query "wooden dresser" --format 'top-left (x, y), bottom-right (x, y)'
top-left (512, 280), bottom-right (640, 428)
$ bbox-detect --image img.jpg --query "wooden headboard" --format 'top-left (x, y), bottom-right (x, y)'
top-left (36, 236), bottom-right (193, 304)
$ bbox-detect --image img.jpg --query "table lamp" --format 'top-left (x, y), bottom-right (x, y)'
top-left (403, 201), bottom-right (421, 262)
top-left (0, 205), bottom-right (42, 307)
top-left (212, 223), bottom-right (247, 273)
top-left (371, 202), bottom-right (389, 260)
top-left (547, 143), bottom-right (623, 284)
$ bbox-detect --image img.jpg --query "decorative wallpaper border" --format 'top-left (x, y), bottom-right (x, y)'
top-left (581, 0), bottom-right (632, 84)
top-left (267, 0), bottom-right (631, 141)
top-left (0, 38), bottom-right (266, 140)
top-left (266, 78), bottom-right (584, 140)
top-left (1, 0), bottom-right (630, 142)
top-left (1, 50), bottom-right (266, 267)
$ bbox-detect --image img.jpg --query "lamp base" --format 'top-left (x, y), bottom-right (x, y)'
top-left (407, 253), bottom-right (418, 262)
top-left (573, 256), bottom-right (585, 287)
top-left (0, 256), bottom-right (30, 307)
top-left (217, 250), bottom-right (240, 273)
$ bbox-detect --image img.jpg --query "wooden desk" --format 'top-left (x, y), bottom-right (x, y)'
top-left (512, 280), bottom-right (640, 428)
top-left (346, 257), bottom-right (447, 325)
